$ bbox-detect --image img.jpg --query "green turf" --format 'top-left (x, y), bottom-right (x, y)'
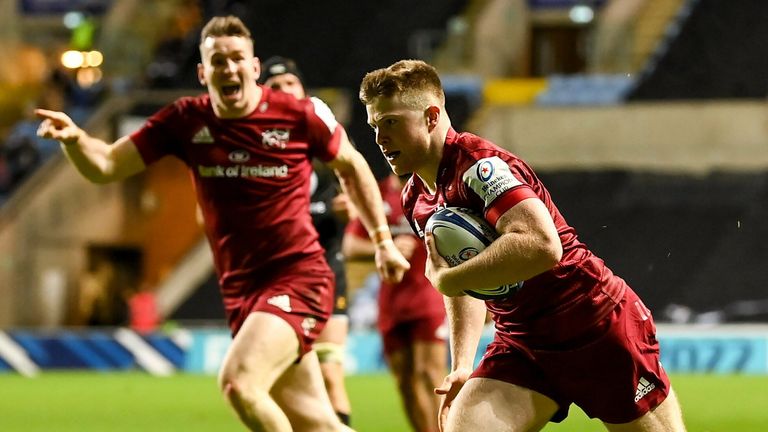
top-left (0, 372), bottom-right (765, 431)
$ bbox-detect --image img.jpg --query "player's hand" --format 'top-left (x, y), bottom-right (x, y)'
top-left (374, 240), bottom-right (410, 284)
top-left (435, 367), bottom-right (472, 432)
top-left (35, 109), bottom-right (82, 146)
top-left (424, 232), bottom-right (462, 297)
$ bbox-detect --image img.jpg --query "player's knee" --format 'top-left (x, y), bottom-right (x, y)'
top-left (220, 376), bottom-right (271, 412)
top-left (395, 373), bottom-right (416, 397)
top-left (412, 363), bottom-right (438, 388)
top-left (218, 359), bottom-right (270, 396)
top-left (220, 376), bottom-right (243, 402)
top-left (315, 342), bottom-right (345, 365)
top-left (220, 373), bottom-right (255, 401)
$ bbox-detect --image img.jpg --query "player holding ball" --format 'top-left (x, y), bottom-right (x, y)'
top-left (359, 60), bottom-right (687, 432)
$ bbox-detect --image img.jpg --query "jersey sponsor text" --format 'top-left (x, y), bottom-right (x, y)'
top-left (197, 164), bottom-right (289, 178)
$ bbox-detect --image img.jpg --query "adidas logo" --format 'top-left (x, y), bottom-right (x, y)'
top-left (267, 295), bottom-right (292, 312)
top-left (634, 377), bottom-right (656, 403)
top-left (192, 126), bottom-right (214, 143)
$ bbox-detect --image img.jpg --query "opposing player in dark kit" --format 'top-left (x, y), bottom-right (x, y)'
top-left (36, 15), bottom-right (409, 432)
top-left (259, 55), bottom-right (353, 426)
top-left (359, 59), bottom-right (686, 432)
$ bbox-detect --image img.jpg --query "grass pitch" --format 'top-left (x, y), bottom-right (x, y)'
top-left (0, 372), bottom-right (765, 431)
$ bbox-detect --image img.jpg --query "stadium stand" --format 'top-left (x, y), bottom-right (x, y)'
top-left (535, 73), bottom-right (635, 105)
top-left (630, 0), bottom-right (768, 99)
top-left (539, 171), bottom-right (768, 321)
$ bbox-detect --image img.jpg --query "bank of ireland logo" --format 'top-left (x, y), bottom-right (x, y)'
top-left (458, 247), bottom-right (480, 261)
top-left (477, 160), bottom-right (494, 182)
top-left (228, 150), bottom-right (250, 163)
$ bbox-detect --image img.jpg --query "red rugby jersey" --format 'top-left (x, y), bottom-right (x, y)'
top-left (131, 89), bottom-right (341, 291)
top-left (347, 176), bottom-right (446, 328)
top-left (402, 129), bottom-right (627, 346)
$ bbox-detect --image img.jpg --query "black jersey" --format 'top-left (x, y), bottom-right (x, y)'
top-left (309, 162), bottom-right (348, 312)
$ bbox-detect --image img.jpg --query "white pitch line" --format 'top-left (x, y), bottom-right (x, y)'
top-left (114, 328), bottom-right (175, 376)
top-left (0, 331), bottom-right (40, 377)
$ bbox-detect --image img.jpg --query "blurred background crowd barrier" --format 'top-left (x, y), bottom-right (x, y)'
top-left (1, 0), bottom-right (768, 375)
top-left (3, 324), bottom-right (767, 377)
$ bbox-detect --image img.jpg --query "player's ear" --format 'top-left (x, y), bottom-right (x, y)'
top-left (426, 105), bottom-right (440, 131)
top-left (253, 57), bottom-right (261, 81)
top-left (197, 63), bottom-right (206, 86)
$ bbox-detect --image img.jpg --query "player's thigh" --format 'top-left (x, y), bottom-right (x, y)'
top-left (446, 377), bottom-right (557, 432)
top-left (317, 315), bottom-right (348, 345)
top-left (316, 316), bottom-right (348, 367)
top-left (412, 339), bottom-right (447, 379)
top-left (219, 311), bottom-right (300, 390)
top-left (603, 388), bottom-right (686, 432)
top-left (410, 315), bottom-right (447, 376)
top-left (386, 343), bottom-right (414, 382)
top-left (271, 350), bottom-right (340, 428)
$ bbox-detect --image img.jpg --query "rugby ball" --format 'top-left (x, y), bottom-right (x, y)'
top-left (425, 207), bottom-right (522, 300)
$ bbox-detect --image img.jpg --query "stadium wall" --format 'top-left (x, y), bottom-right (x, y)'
top-left (0, 94), bottom-right (204, 329)
top-left (474, 101), bottom-right (768, 172)
top-left (0, 160), bottom-right (127, 328)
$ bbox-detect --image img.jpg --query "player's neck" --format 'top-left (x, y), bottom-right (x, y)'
top-left (415, 119), bottom-right (449, 193)
top-left (415, 144), bottom-right (443, 194)
top-left (416, 172), bottom-right (437, 194)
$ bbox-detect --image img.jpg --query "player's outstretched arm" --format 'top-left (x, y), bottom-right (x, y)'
top-left (327, 132), bottom-right (409, 283)
top-left (341, 230), bottom-right (376, 260)
top-left (35, 109), bottom-right (146, 184)
top-left (343, 232), bottom-right (417, 261)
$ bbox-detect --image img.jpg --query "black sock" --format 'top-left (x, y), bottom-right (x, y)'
top-left (336, 411), bottom-right (350, 426)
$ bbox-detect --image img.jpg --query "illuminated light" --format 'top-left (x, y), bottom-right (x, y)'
top-left (63, 11), bottom-right (84, 29)
top-left (61, 50), bottom-right (84, 69)
top-left (76, 67), bottom-right (103, 88)
top-left (569, 5), bottom-right (594, 24)
top-left (85, 50), bottom-right (104, 67)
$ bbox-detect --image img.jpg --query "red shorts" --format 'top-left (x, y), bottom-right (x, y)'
top-left (380, 314), bottom-right (448, 357)
top-left (223, 257), bottom-right (335, 356)
top-left (472, 288), bottom-right (670, 424)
